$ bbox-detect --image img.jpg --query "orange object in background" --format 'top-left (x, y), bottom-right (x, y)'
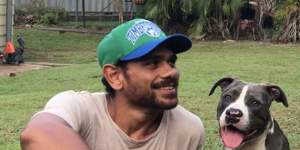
top-left (4, 40), bottom-right (15, 54)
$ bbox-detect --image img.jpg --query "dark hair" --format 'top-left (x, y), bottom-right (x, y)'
top-left (101, 60), bottom-right (128, 96)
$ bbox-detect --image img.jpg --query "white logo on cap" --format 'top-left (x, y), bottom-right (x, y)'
top-left (126, 20), bottom-right (161, 45)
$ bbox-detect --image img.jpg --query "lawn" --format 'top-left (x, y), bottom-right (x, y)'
top-left (0, 28), bottom-right (299, 150)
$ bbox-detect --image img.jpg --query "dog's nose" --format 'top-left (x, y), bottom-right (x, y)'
top-left (226, 108), bottom-right (243, 117)
top-left (225, 108), bottom-right (243, 124)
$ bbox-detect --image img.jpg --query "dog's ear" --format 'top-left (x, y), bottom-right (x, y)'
top-left (265, 85), bottom-right (288, 107)
top-left (209, 77), bottom-right (235, 96)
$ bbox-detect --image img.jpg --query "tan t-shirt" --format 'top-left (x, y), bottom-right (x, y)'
top-left (38, 90), bottom-right (205, 150)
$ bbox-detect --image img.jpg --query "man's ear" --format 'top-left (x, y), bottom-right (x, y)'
top-left (102, 64), bottom-right (123, 90)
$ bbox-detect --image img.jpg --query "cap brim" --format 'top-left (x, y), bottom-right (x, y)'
top-left (120, 33), bottom-right (192, 61)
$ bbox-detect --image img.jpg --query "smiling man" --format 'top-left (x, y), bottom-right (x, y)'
top-left (20, 19), bottom-right (205, 150)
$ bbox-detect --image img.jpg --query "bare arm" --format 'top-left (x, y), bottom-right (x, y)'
top-left (20, 113), bottom-right (90, 150)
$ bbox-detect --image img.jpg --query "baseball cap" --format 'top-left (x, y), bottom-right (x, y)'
top-left (96, 18), bottom-right (192, 67)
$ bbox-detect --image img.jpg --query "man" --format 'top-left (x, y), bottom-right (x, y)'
top-left (20, 18), bottom-right (205, 150)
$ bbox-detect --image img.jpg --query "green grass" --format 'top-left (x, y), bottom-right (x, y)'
top-left (178, 42), bottom-right (300, 149)
top-left (60, 20), bottom-right (120, 31)
top-left (1, 29), bottom-right (300, 149)
top-left (14, 28), bottom-right (101, 64)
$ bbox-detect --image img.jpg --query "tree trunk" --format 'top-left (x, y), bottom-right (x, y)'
top-left (113, 0), bottom-right (124, 23)
top-left (132, 0), bottom-right (145, 5)
top-left (277, 8), bottom-right (300, 43)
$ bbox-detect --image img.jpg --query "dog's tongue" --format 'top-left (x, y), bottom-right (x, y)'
top-left (221, 127), bottom-right (244, 148)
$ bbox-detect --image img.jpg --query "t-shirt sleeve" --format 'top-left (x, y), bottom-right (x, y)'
top-left (187, 113), bottom-right (205, 150)
top-left (169, 106), bottom-right (205, 150)
top-left (35, 90), bottom-right (88, 132)
top-left (196, 119), bottom-right (205, 150)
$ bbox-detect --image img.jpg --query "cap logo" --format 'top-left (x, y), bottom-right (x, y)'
top-left (126, 20), bottom-right (161, 45)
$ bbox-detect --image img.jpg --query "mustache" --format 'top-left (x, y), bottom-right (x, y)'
top-left (151, 77), bottom-right (178, 89)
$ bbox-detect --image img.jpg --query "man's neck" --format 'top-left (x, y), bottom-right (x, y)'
top-left (106, 94), bottom-right (164, 140)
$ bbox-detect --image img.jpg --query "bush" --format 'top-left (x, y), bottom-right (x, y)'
top-left (15, 5), bottom-right (67, 25)
top-left (38, 8), bottom-right (67, 25)
top-left (273, 0), bottom-right (300, 42)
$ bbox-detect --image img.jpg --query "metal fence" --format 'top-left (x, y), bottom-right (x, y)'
top-left (0, 0), bottom-right (14, 50)
top-left (14, 0), bottom-right (134, 13)
top-left (0, 0), bottom-right (6, 50)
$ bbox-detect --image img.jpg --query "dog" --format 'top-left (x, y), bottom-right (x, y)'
top-left (209, 77), bottom-right (290, 150)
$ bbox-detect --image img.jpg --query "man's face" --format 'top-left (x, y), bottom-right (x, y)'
top-left (120, 47), bottom-right (180, 110)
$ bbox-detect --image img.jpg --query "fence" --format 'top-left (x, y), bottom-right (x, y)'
top-left (0, 0), bottom-right (6, 50)
top-left (14, 0), bottom-right (134, 13)
top-left (0, 0), bottom-right (14, 51)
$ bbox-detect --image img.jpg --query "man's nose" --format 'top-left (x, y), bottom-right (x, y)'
top-left (160, 62), bottom-right (179, 78)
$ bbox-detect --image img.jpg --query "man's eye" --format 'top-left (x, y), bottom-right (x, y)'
top-left (168, 60), bottom-right (176, 67)
top-left (169, 55), bottom-right (177, 67)
top-left (145, 60), bottom-right (159, 67)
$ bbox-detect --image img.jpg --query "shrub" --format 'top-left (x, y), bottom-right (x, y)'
top-left (38, 8), bottom-right (67, 25)
top-left (15, 5), bottom-right (67, 25)
top-left (273, 0), bottom-right (300, 42)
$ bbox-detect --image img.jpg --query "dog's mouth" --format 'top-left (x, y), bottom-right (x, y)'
top-left (220, 125), bottom-right (258, 148)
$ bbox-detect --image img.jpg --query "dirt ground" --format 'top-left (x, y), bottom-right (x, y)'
top-left (0, 62), bottom-right (68, 76)
top-left (0, 63), bottom-right (44, 76)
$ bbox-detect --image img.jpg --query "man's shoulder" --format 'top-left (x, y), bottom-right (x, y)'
top-left (38, 91), bottom-right (107, 131)
top-left (53, 90), bottom-right (105, 98)
top-left (170, 105), bottom-right (202, 122)
top-left (167, 105), bottom-right (204, 133)
top-left (44, 90), bottom-right (107, 115)
top-left (49, 90), bottom-right (106, 103)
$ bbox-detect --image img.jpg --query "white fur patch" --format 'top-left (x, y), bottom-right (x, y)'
top-left (220, 85), bottom-right (250, 129)
top-left (268, 117), bottom-right (275, 134)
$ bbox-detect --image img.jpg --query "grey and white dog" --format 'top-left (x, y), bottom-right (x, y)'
top-left (209, 77), bottom-right (290, 150)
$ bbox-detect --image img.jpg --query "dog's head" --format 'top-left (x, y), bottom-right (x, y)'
top-left (209, 77), bottom-right (288, 148)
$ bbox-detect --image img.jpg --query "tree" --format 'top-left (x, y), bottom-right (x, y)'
top-left (143, 0), bottom-right (201, 33)
top-left (197, 0), bottom-right (246, 39)
top-left (143, 0), bottom-right (246, 39)
top-left (113, 0), bottom-right (124, 23)
top-left (274, 0), bottom-right (300, 43)
top-left (143, 0), bottom-right (299, 42)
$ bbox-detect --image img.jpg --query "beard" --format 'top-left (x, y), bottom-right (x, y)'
top-left (123, 75), bottom-right (179, 110)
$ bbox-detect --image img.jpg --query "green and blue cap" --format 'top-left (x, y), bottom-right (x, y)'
top-left (96, 18), bottom-right (192, 67)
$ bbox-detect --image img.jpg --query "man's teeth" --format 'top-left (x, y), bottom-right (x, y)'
top-left (160, 86), bottom-right (174, 90)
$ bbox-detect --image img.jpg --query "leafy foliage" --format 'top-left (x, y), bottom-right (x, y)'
top-left (273, 0), bottom-right (300, 42)
top-left (142, 0), bottom-right (249, 39)
top-left (143, 0), bottom-right (201, 34)
top-left (141, 0), bottom-right (300, 42)
top-left (2, 28), bottom-right (300, 149)
top-left (15, 6), bottom-right (67, 25)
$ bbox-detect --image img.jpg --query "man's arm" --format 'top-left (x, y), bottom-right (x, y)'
top-left (20, 113), bottom-right (90, 150)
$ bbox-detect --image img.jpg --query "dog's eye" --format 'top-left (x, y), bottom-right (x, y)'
top-left (223, 95), bottom-right (232, 102)
top-left (250, 99), bottom-right (261, 106)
